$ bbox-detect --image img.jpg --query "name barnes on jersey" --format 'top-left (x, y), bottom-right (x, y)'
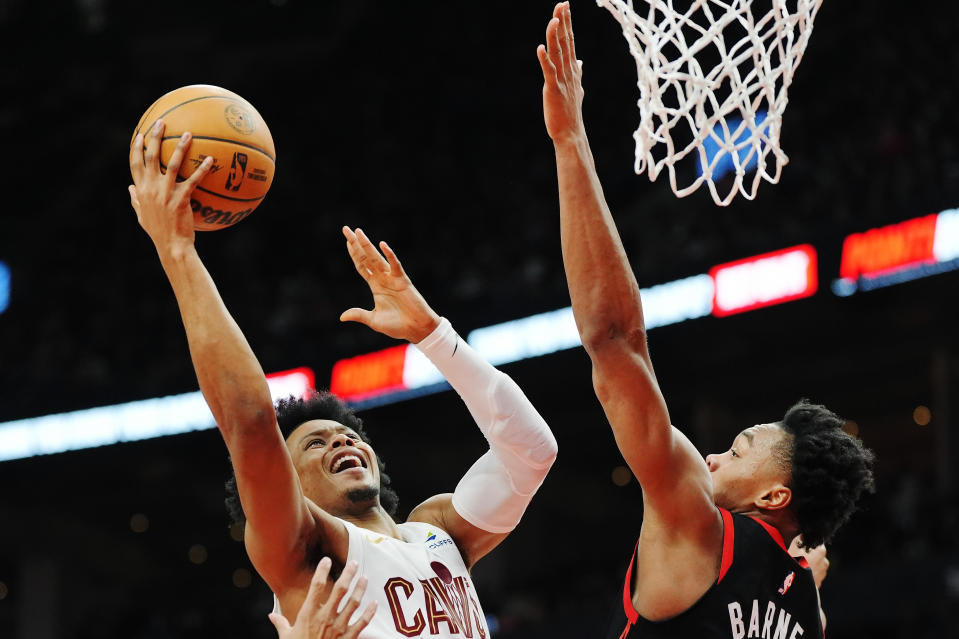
top-left (727, 596), bottom-right (809, 639)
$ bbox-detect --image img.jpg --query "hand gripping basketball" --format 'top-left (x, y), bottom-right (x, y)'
top-left (129, 119), bottom-right (213, 251)
top-left (130, 85), bottom-right (276, 230)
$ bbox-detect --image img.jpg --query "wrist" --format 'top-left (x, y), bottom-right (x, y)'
top-left (552, 130), bottom-right (589, 153)
top-left (155, 239), bottom-right (197, 267)
top-left (409, 310), bottom-right (441, 344)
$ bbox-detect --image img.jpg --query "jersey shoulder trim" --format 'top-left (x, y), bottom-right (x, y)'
top-left (717, 507), bottom-right (735, 584)
top-left (746, 515), bottom-right (788, 551)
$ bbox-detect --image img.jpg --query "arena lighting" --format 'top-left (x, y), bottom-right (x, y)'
top-left (832, 207), bottom-right (959, 296)
top-left (710, 245), bottom-right (818, 317)
top-left (0, 368), bottom-right (315, 463)
top-left (332, 274), bottom-right (718, 406)
top-left (333, 245), bottom-right (820, 405)
top-left (0, 260), bottom-right (9, 315)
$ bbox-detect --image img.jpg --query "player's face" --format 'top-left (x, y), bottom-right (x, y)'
top-left (705, 423), bottom-right (791, 512)
top-left (286, 419), bottom-right (381, 512)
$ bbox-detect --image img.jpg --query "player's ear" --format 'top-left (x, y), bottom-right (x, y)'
top-left (757, 485), bottom-right (791, 511)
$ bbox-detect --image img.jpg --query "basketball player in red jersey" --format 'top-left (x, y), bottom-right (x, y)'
top-left (129, 122), bottom-right (557, 637)
top-left (537, 4), bottom-right (874, 638)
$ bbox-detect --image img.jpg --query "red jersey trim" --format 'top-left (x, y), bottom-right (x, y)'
top-left (717, 507), bottom-right (735, 583)
top-left (748, 515), bottom-right (788, 551)
top-left (622, 506), bottom-right (733, 628)
top-left (622, 543), bottom-right (639, 624)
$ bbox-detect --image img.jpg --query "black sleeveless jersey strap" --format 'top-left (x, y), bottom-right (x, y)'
top-left (607, 509), bottom-right (823, 639)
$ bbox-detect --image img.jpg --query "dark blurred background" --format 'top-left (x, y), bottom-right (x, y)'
top-left (1, 0), bottom-right (958, 637)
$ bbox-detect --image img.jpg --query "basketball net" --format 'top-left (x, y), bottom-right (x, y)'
top-left (596, 0), bottom-right (823, 205)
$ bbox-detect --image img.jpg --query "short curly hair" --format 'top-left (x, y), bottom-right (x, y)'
top-left (778, 399), bottom-right (875, 548)
top-left (224, 390), bottom-right (400, 526)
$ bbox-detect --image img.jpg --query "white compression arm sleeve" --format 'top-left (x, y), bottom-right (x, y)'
top-left (415, 317), bottom-right (558, 533)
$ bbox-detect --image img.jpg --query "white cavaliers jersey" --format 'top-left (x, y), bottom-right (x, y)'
top-left (276, 518), bottom-right (491, 639)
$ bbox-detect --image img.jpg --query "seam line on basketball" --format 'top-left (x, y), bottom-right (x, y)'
top-left (159, 135), bottom-right (276, 163)
top-left (153, 94), bottom-right (247, 125)
top-left (192, 184), bottom-right (266, 203)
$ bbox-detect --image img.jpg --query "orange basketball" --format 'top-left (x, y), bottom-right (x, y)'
top-left (130, 85), bottom-right (276, 231)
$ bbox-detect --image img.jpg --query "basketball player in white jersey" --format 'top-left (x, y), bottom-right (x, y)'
top-left (129, 122), bottom-right (558, 638)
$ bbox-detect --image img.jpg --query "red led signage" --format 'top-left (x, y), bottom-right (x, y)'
top-left (839, 214), bottom-right (937, 280)
top-left (710, 245), bottom-right (818, 317)
top-left (329, 345), bottom-right (408, 400)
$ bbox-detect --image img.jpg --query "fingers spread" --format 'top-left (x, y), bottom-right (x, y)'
top-left (379, 241), bottom-right (406, 277)
top-left (537, 43), bottom-right (555, 77)
top-left (346, 601), bottom-right (378, 639)
top-left (145, 119), bottom-right (164, 172)
top-left (355, 228), bottom-right (390, 273)
top-left (344, 228), bottom-right (374, 281)
top-left (324, 560), bottom-right (358, 617)
top-left (181, 155), bottom-right (213, 193)
top-left (306, 557), bottom-right (333, 602)
top-left (130, 133), bottom-right (145, 183)
top-left (165, 132), bottom-right (193, 188)
top-left (267, 612), bottom-right (292, 634)
top-left (340, 308), bottom-right (374, 326)
top-left (551, 18), bottom-right (567, 81)
top-left (128, 185), bottom-right (140, 213)
top-left (332, 575), bottom-right (367, 634)
top-left (562, 3), bottom-right (577, 64)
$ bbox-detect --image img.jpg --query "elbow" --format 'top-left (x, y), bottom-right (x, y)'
top-left (539, 431), bottom-right (559, 468)
top-left (580, 321), bottom-right (648, 356)
top-left (218, 401), bottom-right (278, 441)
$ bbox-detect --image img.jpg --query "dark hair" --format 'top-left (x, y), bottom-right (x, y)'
top-left (224, 390), bottom-right (400, 526)
top-left (779, 399), bottom-right (875, 548)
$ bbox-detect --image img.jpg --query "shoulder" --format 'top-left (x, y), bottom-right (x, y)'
top-left (406, 494), bottom-right (455, 534)
top-left (407, 493), bottom-right (508, 568)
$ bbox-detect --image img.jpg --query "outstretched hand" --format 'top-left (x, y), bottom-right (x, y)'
top-left (128, 119), bottom-right (213, 253)
top-left (537, 2), bottom-right (586, 143)
top-left (340, 227), bottom-right (440, 343)
top-left (269, 558), bottom-right (377, 639)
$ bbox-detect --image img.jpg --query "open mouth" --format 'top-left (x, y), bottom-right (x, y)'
top-left (330, 451), bottom-right (368, 474)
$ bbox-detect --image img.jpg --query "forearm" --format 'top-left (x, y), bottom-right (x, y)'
top-left (415, 318), bottom-right (557, 531)
top-left (554, 135), bottom-right (647, 350)
top-left (158, 245), bottom-right (275, 438)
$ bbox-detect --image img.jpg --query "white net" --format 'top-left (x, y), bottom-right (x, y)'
top-left (596, 0), bottom-right (823, 205)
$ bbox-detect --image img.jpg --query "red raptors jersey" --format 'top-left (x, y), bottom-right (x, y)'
top-left (608, 509), bottom-right (824, 639)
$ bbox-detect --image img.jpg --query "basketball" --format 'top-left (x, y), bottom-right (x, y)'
top-left (130, 85), bottom-right (276, 231)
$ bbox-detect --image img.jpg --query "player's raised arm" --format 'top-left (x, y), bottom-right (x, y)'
top-left (339, 227), bottom-right (558, 566)
top-left (537, 4), bottom-right (715, 531)
top-left (128, 122), bottom-right (341, 588)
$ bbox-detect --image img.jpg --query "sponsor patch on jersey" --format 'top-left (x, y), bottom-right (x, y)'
top-left (777, 570), bottom-right (795, 595)
top-left (425, 530), bottom-right (454, 550)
